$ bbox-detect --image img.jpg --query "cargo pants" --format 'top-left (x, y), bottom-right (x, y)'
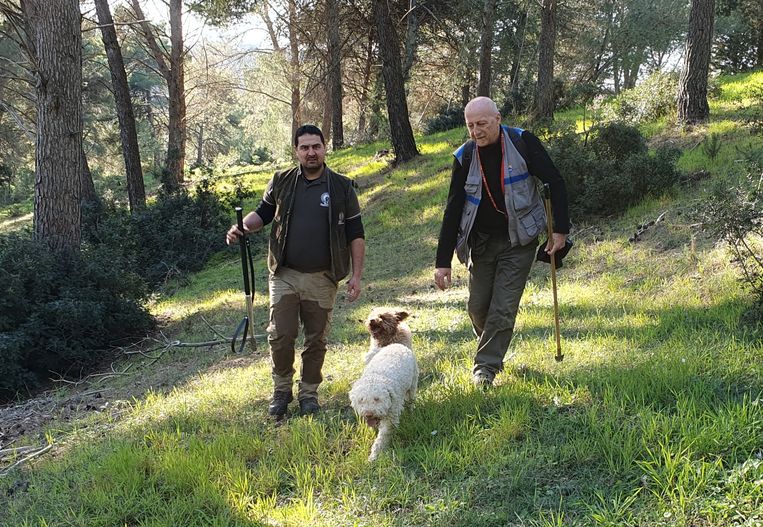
top-left (268, 267), bottom-right (338, 401)
top-left (467, 231), bottom-right (537, 378)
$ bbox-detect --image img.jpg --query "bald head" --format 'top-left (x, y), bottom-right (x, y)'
top-left (464, 97), bottom-right (501, 147)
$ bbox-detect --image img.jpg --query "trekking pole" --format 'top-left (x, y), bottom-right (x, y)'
top-left (543, 184), bottom-right (563, 362)
top-left (233, 207), bottom-right (257, 353)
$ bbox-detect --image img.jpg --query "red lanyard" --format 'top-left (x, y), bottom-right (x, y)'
top-left (475, 134), bottom-right (507, 218)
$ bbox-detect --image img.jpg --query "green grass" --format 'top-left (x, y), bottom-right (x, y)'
top-left (2, 74), bottom-right (763, 526)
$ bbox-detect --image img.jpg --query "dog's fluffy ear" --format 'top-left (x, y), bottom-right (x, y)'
top-left (395, 311), bottom-right (409, 321)
top-left (367, 318), bottom-right (381, 330)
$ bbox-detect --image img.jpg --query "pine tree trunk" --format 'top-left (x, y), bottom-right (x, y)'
top-left (509, 9), bottom-right (528, 89)
top-left (373, 0), bottom-right (418, 163)
top-left (322, 84), bottom-right (332, 140)
top-left (130, 0), bottom-right (185, 188)
top-left (196, 123), bottom-right (204, 167)
top-left (166, 0), bottom-right (186, 185)
top-left (95, 0), bottom-right (145, 211)
top-left (477, 0), bottom-right (498, 97)
top-left (677, 0), bottom-right (715, 124)
top-left (402, 0), bottom-right (418, 81)
top-left (288, 0), bottom-right (301, 141)
top-left (461, 83), bottom-right (470, 107)
top-left (327, 0), bottom-right (343, 149)
top-left (534, 0), bottom-right (557, 121)
top-left (356, 30), bottom-right (375, 140)
top-left (22, 0), bottom-right (82, 251)
top-left (80, 147), bottom-right (97, 206)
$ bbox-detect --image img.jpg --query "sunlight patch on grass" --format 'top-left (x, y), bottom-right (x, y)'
top-left (418, 140), bottom-right (454, 156)
top-left (716, 70), bottom-right (763, 104)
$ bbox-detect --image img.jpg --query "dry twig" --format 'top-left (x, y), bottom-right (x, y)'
top-left (0, 443), bottom-right (53, 477)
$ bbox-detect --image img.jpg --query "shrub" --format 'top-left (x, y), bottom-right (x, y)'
top-left (546, 125), bottom-right (679, 217)
top-left (545, 128), bottom-right (599, 209)
top-left (701, 133), bottom-right (723, 160)
top-left (599, 71), bottom-right (678, 124)
top-left (694, 151), bottom-right (763, 318)
top-left (424, 106), bottom-right (464, 134)
top-left (590, 122), bottom-right (647, 161)
top-left (0, 237), bottom-right (154, 401)
top-left (84, 179), bottom-right (246, 288)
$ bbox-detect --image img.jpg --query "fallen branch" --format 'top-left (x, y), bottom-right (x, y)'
top-left (0, 443), bottom-right (53, 477)
top-left (0, 445), bottom-right (40, 459)
top-left (629, 210), bottom-right (668, 242)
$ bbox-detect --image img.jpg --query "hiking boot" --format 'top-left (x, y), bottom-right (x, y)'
top-left (298, 397), bottom-right (320, 416)
top-left (472, 369), bottom-right (494, 389)
top-left (268, 390), bottom-right (293, 417)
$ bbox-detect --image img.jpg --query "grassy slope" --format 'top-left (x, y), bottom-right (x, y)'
top-left (1, 73), bottom-right (763, 526)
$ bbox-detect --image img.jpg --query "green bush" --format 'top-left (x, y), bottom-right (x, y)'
top-left (599, 71), bottom-right (678, 124)
top-left (84, 179), bottom-right (252, 287)
top-left (590, 122), bottom-right (647, 161)
top-left (0, 237), bottom-right (154, 401)
top-left (547, 124), bottom-right (679, 216)
top-left (694, 151), bottom-right (763, 318)
top-left (424, 106), bottom-right (465, 134)
top-left (0, 179), bottom-right (257, 401)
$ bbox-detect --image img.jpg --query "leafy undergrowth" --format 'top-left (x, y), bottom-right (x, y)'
top-left (2, 76), bottom-right (763, 526)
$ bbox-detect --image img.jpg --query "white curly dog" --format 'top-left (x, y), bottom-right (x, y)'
top-left (349, 308), bottom-right (418, 461)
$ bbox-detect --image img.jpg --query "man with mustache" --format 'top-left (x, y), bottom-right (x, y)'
top-left (434, 97), bottom-right (569, 387)
top-left (227, 125), bottom-right (365, 417)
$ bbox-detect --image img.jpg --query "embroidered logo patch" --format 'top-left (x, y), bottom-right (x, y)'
top-left (320, 192), bottom-right (330, 207)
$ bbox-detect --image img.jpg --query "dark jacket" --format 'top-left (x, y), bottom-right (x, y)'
top-left (266, 166), bottom-right (357, 282)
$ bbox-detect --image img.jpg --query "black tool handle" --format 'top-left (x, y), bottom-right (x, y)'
top-left (236, 207), bottom-right (251, 296)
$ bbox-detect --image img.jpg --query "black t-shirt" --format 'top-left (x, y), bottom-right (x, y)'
top-left (472, 139), bottom-right (509, 234)
top-left (282, 171), bottom-right (331, 272)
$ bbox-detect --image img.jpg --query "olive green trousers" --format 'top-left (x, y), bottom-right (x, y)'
top-left (467, 232), bottom-right (536, 376)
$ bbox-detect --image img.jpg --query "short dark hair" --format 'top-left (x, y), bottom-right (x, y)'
top-left (294, 125), bottom-right (325, 147)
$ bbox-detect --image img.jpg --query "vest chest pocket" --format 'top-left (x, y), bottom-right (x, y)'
top-left (510, 176), bottom-right (535, 212)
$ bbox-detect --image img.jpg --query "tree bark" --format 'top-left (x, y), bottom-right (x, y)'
top-left (322, 83), bottom-right (332, 139)
top-left (22, 0), bottom-right (82, 251)
top-left (677, 0), bottom-right (715, 124)
top-left (509, 8), bottom-right (528, 88)
top-left (95, 0), bottom-right (145, 211)
top-left (373, 0), bottom-right (418, 163)
top-left (166, 0), bottom-right (186, 186)
top-left (461, 83), bottom-right (470, 107)
top-left (356, 29), bottom-right (375, 140)
top-left (130, 0), bottom-right (185, 188)
top-left (534, 0), bottom-right (557, 121)
top-left (196, 123), bottom-right (204, 167)
top-left (288, 0), bottom-right (301, 140)
top-left (477, 0), bottom-right (498, 97)
top-left (402, 0), bottom-right (418, 81)
top-left (80, 147), bottom-right (97, 206)
top-left (327, 0), bottom-right (343, 149)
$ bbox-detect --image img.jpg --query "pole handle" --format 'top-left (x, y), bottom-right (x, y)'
top-left (235, 207), bottom-right (251, 296)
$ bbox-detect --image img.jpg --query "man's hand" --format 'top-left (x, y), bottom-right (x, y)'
top-left (434, 267), bottom-right (452, 291)
top-left (346, 275), bottom-right (361, 302)
top-left (545, 233), bottom-right (567, 255)
top-left (226, 212), bottom-right (264, 245)
top-left (226, 224), bottom-right (244, 245)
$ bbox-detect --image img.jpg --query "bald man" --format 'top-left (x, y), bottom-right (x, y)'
top-left (434, 97), bottom-right (569, 387)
